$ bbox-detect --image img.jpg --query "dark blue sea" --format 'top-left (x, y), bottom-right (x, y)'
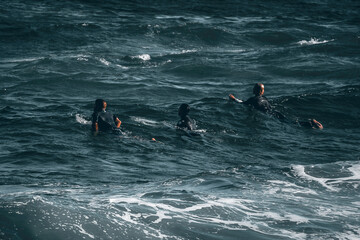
top-left (1, 0), bottom-right (359, 239)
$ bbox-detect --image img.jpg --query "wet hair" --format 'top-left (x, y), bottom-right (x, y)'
top-left (94, 99), bottom-right (105, 113)
top-left (178, 104), bottom-right (190, 117)
top-left (253, 83), bottom-right (264, 96)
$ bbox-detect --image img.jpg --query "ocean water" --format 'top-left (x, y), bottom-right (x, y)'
top-left (1, 0), bottom-right (359, 239)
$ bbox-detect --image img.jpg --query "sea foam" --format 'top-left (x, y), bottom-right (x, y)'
top-left (76, 114), bottom-right (91, 125)
top-left (131, 54), bottom-right (151, 61)
top-left (298, 38), bottom-right (334, 46)
top-left (292, 162), bottom-right (360, 191)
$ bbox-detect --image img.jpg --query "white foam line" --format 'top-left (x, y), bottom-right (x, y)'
top-left (153, 210), bottom-right (172, 224)
top-left (167, 49), bottom-right (198, 55)
top-left (131, 54), bottom-right (151, 61)
top-left (204, 215), bottom-right (307, 240)
top-left (268, 180), bottom-right (298, 187)
top-left (75, 224), bottom-right (95, 239)
top-left (131, 117), bottom-right (159, 126)
top-left (246, 210), bottom-right (310, 225)
top-left (114, 212), bottom-right (137, 225)
top-left (328, 164), bottom-right (360, 184)
top-left (111, 196), bottom-right (256, 216)
top-left (108, 210), bottom-right (173, 239)
top-left (217, 198), bottom-right (255, 212)
top-left (77, 56), bottom-right (88, 61)
top-left (116, 64), bottom-right (129, 69)
top-left (155, 15), bottom-right (184, 19)
top-left (335, 224), bottom-right (360, 240)
top-left (1, 57), bottom-right (44, 63)
top-left (99, 58), bottom-right (111, 66)
top-left (108, 195), bottom-right (316, 240)
top-left (283, 213), bottom-right (309, 224)
top-left (202, 217), bottom-right (252, 230)
top-left (267, 180), bottom-right (318, 195)
top-left (193, 129), bottom-right (207, 133)
top-left (142, 229), bottom-right (170, 240)
top-left (181, 202), bottom-right (215, 212)
top-left (298, 37), bottom-right (334, 46)
top-left (281, 188), bottom-right (318, 195)
top-left (279, 229), bottom-right (307, 240)
top-left (292, 165), bottom-right (337, 191)
top-left (292, 163), bottom-right (360, 191)
top-left (224, 16), bottom-right (273, 23)
top-left (110, 197), bottom-right (185, 214)
top-left (109, 195), bottom-right (260, 227)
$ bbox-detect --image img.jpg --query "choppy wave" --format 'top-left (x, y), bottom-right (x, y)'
top-left (1, 0), bottom-right (359, 239)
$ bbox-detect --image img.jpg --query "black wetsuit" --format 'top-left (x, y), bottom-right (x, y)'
top-left (238, 95), bottom-right (319, 127)
top-left (242, 96), bottom-right (286, 120)
top-left (298, 120), bottom-right (322, 128)
top-left (243, 96), bottom-right (272, 112)
top-left (92, 111), bottom-right (118, 131)
top-left (176, 115), bottom-right (193, 131)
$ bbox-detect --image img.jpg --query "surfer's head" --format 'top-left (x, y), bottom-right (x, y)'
top-left (94, 99), bottom-right (106, 113)
top-left (310, 119), bottom-right (323, 129)
top-left (253, 83), bottom-right (265, 96)
top-left (178, 104), bottom-right (190, 118)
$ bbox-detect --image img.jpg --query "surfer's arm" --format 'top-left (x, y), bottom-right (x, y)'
top-left (229, 94), bottom-right (243, 103)
top-left (92, 122), bottom-right (99, 136)
top-left (115, 117), bottom-right (121, 128)
top-left (92, 113), bottom-right (99, 133)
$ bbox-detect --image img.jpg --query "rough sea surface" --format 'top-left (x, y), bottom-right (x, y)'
top-left (1, 1), bottom-right (359, 239)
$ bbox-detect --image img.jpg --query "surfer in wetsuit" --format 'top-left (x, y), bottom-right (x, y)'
top-left (92, 99), bottom-right (121, 133)
top-left (176, 103), bottom-right (194, 131)
top-left (229, 83), bottom-right (323, 129)
top-left (297, 119), bottom-right (323, 129)
top-left (229, 83), bottom-right (271, 112)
